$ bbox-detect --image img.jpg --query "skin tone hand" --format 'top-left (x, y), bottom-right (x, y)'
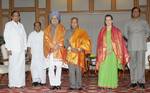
top-left (8, 50), bottom-right (12, 56)
top-left (71, 47), bottom-right (78, 53)
top-left (95, 63), bottom-right (99, 74)
top-left (51, 43), bottom-right (61, 52)
top-left (27, 48), bottom-right (32, 60)
top-left (54, 44), bottom-right (61, 50)
top-left (95, 63), bottom-right (99, 70)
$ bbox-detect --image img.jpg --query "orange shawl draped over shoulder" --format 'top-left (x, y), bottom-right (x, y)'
top-left (96, 26), bottom-right (129, 69)
top-left (66, 28), bottom-right (92, 70)
top-left (43, 24), bottom-right (66, 60)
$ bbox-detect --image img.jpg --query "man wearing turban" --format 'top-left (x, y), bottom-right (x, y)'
top-left (43, 11), bottom-right (66, 90)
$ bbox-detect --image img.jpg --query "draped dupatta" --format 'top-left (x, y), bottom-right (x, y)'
top-left (96, 26), bottom-right (129, 69)
top-left (67, 28), bottom-right (92, 70)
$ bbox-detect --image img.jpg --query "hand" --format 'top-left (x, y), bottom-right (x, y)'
top-left (27, 51), bottom-right (32, 59)
top-left (8, 50), bottom-right (12, 56)
top-left (95, 69), bottom-right (98, 75)
top-left (71, 48), bottom-right (78, 53)
top-left (51, 44), bottom-right (60, 52)
top-left (54, 44), bottom-right (61, 50)
top-left (67, 46), bottom-right (71, 51)
top-left (78, 48), bottom-right (84, 52)
top-left (95, 64), bottom-right (99, 70)
top-left (29, 53), bottom-right (32, 60)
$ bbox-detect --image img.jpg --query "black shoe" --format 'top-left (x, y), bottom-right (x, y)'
top-left (78, 88), bottom-right (83, 90)
top-left (51, 86), bottom-right (57, 90)
top-left (138, 83), bottom-right (145, 89)
top-left (68, 87), bottom-right (75, 90)
top-left (56, 86), bottom-right (61, 90)
top-left (32, 82), bottom-right (39, 87)
top-left (129, 83), bottom-right (137, 88)
top-left (39, 83), bottom-right (46, 86)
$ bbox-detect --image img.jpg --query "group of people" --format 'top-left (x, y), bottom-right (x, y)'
top-left (3, 6), bottom-right (150, 91)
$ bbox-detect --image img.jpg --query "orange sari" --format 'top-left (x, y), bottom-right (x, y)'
top-left (43, 24), bottom-right (66, 60)
top-left (66, 28), bottom-right (92, 70)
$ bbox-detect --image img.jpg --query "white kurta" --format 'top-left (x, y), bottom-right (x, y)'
top-left (27, 31), bottom-right (46, 84)
top-left (4, 20), bottom-right (27, 88)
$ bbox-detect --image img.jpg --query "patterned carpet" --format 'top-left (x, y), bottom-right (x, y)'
top-left (0, 70), bottom-right (150, 93)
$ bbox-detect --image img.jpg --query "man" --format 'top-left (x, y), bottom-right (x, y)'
top-left (27, 22), bottom-right (46, 87)
top-left (43, 11), bottom-right (66, 90)
top-left (124, 7), bottom-right (150, 89)
top-left (66, 17), bottom-right (91, 90)
top-left (4, 10), bottom-right (27, 88)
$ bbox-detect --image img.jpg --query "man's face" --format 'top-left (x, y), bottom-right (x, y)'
top-left (34, 23), bottom-right (41, 32)
top-left (132, 8), bottom-right (140, 18)
top-left (11, 12), bottom-right (20, 22)
top-left (51, 16), bottom-right (59, 25)
top-left (71, 19), bottom-right (78, 29)
top-left (105, 16), bottom-right (113, 27)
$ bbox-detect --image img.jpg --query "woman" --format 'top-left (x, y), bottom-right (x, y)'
top-left (96, 14), bottom-right (129, 90)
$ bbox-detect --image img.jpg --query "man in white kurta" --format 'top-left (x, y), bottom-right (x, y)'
top-left (3, 10), bottom-right (27, 88)
top-left (27, 22), bottom-right (46, 86)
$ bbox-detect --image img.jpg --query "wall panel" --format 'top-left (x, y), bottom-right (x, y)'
top-left (72, 0), bottom-right (89, 11)
top-left (116, 0), bottom-right (134, 10)
top-left (94, 0), bottom-right (111, 10)
top-left (51, 0), bottom-right (67, 11)
top-left (2, 0), bottom-right (9, 9)
top-left (14, 0), bottom-right (35, 7)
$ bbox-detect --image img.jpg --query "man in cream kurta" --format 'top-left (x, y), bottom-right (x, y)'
top-left (4, 10), bottom-right (27, 88)
top-left (44, 11), bottom-right (66, 90)
top-left (27, 22), bottom-right (46, 86)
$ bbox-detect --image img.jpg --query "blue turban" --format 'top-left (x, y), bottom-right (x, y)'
top-left (49, 11), bottom-right (61, 21)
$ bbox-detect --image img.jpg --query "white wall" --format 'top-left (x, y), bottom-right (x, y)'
top-left (116, 0), bottom-right (134, 9)
top-left (51, 0), bottom-right (67, 11)
top-left (18, 12), bottom-right (131, 54)
top-left (94, 0), bottom-right (111, 10)
top-left (20, 12), bottom-right (35, 36)
top-left (14, 0), bottom-right (34, 7)
top-left (61, 12), bottom-right (131, 54)
top-left (1, 0), bottom-right (147, 54)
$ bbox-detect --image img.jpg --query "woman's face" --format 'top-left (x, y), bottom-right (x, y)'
top-left (71, 19), bottom-right (78, 29)
top-left (51, 16), bottom-right (59, 25)
top-left (105, 16), bottom-right (113, 27)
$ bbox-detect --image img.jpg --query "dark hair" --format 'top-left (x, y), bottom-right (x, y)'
top-left (71, 17), bottom-right (78, 23)
top-left (11, 10), bottom-right (20, 17)
top-left (131, 7), bottom-right (141, 18)
top-left (70, 17), bottom-right (79, 29)
top-left (104, 14), bottom-right (113, 26)
top-left (34, 21), bottom-right (41, 27)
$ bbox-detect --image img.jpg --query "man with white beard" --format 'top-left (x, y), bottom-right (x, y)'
top-left (27, 22), bottom-right (46, 86)
top-left (44, 11), bottom-right (66, 90)
top-left (4, 10), bottom-right (27, 88)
